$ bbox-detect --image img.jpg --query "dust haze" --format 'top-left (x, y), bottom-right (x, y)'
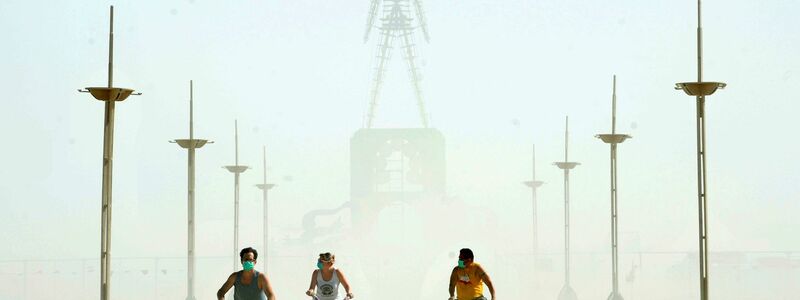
top-left (1, 1), bottom-right (798, 300)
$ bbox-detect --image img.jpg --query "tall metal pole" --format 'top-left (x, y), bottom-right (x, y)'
top-left (610, 78), bottom-right (620, 300)
top-left (597, 75), bottom-right (630, 300)
top-left (235, 123), bottom-right (240, 271)
top-left (523, 145), bottom-right (544, 257)
top-left (100, 9), bottom-right (114, 297)
top-left (564, 122), bottom-right (569, 285)
top-left (255, 146), bottom-right (276, 272)
top-left (554, 116), bottom-right (580, 300)
top-left (674, 1), bottom-right (726, 299)
top-left (100, 8), bottom-right (114, 299)
top-left (171, 81), bottom-right (211, 300)
top-left (695, 3), bottom-right (709, 299)
top-left (78, 6), bottom-right (140, 299)
top-left (262, 147), bottom-right (267, 267)
top-left (187, 82), bottom-right (196, 300)
top-left (224, 121), bottom-right (249, 271)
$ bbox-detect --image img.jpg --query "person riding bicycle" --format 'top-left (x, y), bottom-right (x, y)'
top-left (217, 247), bottom-right (276, 300)
top-left (448, 248), bottom-right (495, 300)
top-left (305, 252), bottom-right (354, 300)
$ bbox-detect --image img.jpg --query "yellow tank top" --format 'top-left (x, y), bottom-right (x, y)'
top-left (455, 262), bottom-right (483, 299)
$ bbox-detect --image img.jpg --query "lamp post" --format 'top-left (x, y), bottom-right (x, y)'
top-left (553, 116), bottom-right (580, 300)
top-left (674, 1), bottom-right (726, 299)
top-left (170, 80), bottom-right (211, 300)
top-left (254, 146), bottom-right (276, 272)
top-left (78, 6), bottom-right (140, 300)
top-left (223, 120), bottom-right (249, 271)
top-left (596, 76), bottom-right (631, 300)
top-left (523, 144), bottom-right (544, 258)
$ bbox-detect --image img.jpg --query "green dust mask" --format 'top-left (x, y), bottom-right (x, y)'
top-left (458, 260), bottom-right (466, 268)
top-left (317, 261), bottom-right (324, 270)
top-left (243, 261), bottom-right (255, 271)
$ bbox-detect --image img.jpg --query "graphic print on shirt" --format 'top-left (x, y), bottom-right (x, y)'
top-left (458, 274), bottom-right (471, 284)
top-left (319, 283), bottom-right (335, 297)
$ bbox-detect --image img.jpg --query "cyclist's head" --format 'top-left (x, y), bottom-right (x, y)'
top-left (459, 248), bottom-right (474, 263)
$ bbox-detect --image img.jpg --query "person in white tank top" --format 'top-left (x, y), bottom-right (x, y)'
top-left (306, 252), bottom-right (354, 300)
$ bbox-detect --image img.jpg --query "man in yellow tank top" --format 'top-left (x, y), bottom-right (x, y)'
top-left (448, 248), bottom-right (496, 300)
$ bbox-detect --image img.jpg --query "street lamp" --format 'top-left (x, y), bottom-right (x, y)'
top-left (596, 75), bottom-right (631, 300)
top-left (553, 116), bottom-right (580, 300)
top-left (170, 80), bottom-right (212, 300)
top-left (674, 1), bottom-right (726, 299)
top-left (523, 144), bottom-right (544, 259)
top-left (223, 120), bottom-right (249, 271)
top-left (254, 146), bottom-right (276, 272)
top-left (77, 6), bottom-right (140, 300)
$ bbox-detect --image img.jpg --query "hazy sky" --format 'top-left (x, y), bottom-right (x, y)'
top-left (1, 0), bottom-right (798, 293)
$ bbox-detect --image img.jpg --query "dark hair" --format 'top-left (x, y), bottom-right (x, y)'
top-left (319, 252), bottom-right (335, 262)
top-left (459, 248), bottom-right (474, 260)
top-left (240, 247), bottom-right (258, 261)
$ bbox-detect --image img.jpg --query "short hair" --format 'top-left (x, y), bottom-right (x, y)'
top-left (319, 252), bottom-right (335, 262)
top-left (459, 248), bottom-right (474, 260)
top-left (240, 247), bottom-right (258, 261)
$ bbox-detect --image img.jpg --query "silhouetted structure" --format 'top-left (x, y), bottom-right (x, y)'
top-left (78, 6), bottom-right (140, 300)
top-left (223, 121), bottom-right (249, 271)
top-left (170, 80), bottom-right (211, 300)
top-left (363, 0), bottom-right (431, 128)
top-left (523, 144), bottom-right (544, 257)
top-left (254, 146), bottom-right (276, 272)
top-left (553, 116), bottom-right (580, 300)
top-left (674, 1), bottom-right (726, 299)
top-left (596, 76), bottom-right (631, 300)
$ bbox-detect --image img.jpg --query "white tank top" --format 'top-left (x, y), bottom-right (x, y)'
top-left (316, 268), bottom-right (341, 300)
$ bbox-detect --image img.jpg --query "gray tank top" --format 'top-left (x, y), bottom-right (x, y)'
top-left (315, 268), bottom-right (341, 300)
top-left (234, 270), bottom-right (267, 300)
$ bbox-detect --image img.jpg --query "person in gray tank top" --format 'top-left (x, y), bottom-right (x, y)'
top-left (306, 252), bottom-right (354, 300)
top-left (217, 247), bottom-right (277, 300)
